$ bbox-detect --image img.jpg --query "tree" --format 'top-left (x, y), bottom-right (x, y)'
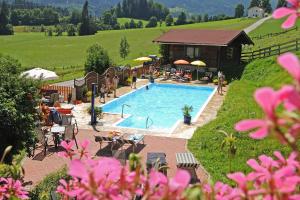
top-left (129, 19), bottom-right (136, 29)
top-left (84, 44), bottom-right (112, 75)
top-left (165, 14), bottom-right (173, 26)
top-left (203, 14), bottom-right (209, 22)
top-left (0, 54), bottom-right (39, 161)
top-left (70, 9), bottom-right (81, 25)
top-left (261, 0), bottom-right (272, 13)
top-left (175, 12), bottom-right (187, 25)
top-left (196, 15), bottom-right (202, 23)
top-left (235, 4), bottom-right (245, 18)
top-left (137, 20), bottom-right (143, 28)
top-left (120, 37), bottom-right (130, 60)
top-left (79, 1), bottom-right (90, 36)
top-left (0, 1), bottom-right (14, 35)
top-left (67, 24), bottom-right (76, 36)
top-left (146, 16), bottom-right (157, 28)
top-left (276, 0), bottom-right (286, 8)
top-left (115, 2), bottom-right (122, 17)
top-left (249, 0), bottom-right (260, 8)
top-left (220, 130), bottom-right (237, 173)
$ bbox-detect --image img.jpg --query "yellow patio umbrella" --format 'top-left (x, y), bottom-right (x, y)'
top-left (191, 60), bottom-right (206, 81)
top-left (134, 57), bottom-right (152, 62)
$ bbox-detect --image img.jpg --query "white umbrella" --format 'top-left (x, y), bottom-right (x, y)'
top-left (21, 68), bottom-right (58, 81)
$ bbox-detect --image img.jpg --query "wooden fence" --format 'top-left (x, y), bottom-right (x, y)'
top-left (42, 85), bottom-right (73, 101)
top-left (241, 38), bottom-right (300, 62)
top-left (252, 27), bottom-right (298, 40)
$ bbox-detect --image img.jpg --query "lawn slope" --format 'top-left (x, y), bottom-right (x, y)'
top-left (0, 18), bottom-right (256, 82)
top-left (188, 54), bottom-right (296, 183)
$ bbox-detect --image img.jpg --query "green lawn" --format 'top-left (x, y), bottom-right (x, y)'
top-left (188, 53), bottom-right (296, 183)
top-left (117, 18), bottom-right (150, 26)
top-left (244, 18), bottom-right (300, 51)
top-left (0, 18), bottom-right (256, 82)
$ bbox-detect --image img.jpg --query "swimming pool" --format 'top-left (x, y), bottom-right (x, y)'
top-left (102, 83), bottom-right (216, 133)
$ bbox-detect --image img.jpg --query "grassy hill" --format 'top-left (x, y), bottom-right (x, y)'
top-left (188, 18), bottom-right (299, 183)
top-left (0, 18), bottom-right (256, 82)
top-left (188, 53), bottom-right (295, 183)
top-left (244, 18), bottom-right (300, 52)
top-left (117, 18), bottom-right (150, 27)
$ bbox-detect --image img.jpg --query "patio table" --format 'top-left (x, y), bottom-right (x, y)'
top-left (50, 125), bottom-right (65, 150)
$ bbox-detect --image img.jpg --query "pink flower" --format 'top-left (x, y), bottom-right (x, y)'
top-left (58, 140), bottom-right (76, 159)
top-left (0, 178), bottom-right (28, 199)
top-left (235, 87), bottom-right (291, 139)
top-left (273, 0), bottom-right (300, 29)
top-left (169, 170), bottom-right (190, 193)
top-left (235, 119), bottom-right (269, 139)
top-left (278, 53), bottom-right (300, 84)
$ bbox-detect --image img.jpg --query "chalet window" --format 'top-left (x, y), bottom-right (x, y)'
top-left (186, 47), bottom-right (194, 58)
top-left (226, 47), bottom-right (234, 59)
top-left (195, 47), bottom-right (200, 58)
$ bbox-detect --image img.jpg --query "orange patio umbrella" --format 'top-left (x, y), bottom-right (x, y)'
top-left (173, 59), bottom-right (189, 65)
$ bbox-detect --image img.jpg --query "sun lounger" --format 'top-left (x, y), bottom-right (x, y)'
top-left (117, 134), bottom-right (144, 153)
top-left (94, 135), bottom-right (115, 152)
top-left (176, 152), bottom-right (200, 183)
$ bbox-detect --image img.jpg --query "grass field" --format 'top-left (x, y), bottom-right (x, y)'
top-left (244, 18), bottom-right (300, 51)
top-left (117, 18), bottom-right (151, 27)
top-left (188, 53), bottom-right (295, 184)
top-left (0, 18), bottom-right (256, 82)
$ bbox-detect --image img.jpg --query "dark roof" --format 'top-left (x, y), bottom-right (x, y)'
top-left (153, 29), bottom-right (254, 46)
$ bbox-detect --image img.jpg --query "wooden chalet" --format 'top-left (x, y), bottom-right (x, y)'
top-left (153, 29), bottom-right (254, 69)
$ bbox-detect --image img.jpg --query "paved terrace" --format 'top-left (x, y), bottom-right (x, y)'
top-left (23, 79), bottom-right (226, 188)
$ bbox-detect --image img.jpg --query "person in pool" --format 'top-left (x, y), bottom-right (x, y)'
top-left (131, 68), bottom-right (137, 89)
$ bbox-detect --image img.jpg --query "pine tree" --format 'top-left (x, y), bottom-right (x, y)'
top-left (79, 1), bottom-right (90, 36)
top-left (235, 4), bottom-right (245, 18)
top-left (203, 14), bottom-right (209, 22)
top-left (276, 0), bottom-right (286, 8)
top-left (120, 36), bottom-right (130, 60)
top-left (0, 1), bottom-right (13, 35)
top-left (115, 2), bottom-right (122, 17)
top-left (165, 14), bottom-right (173, 26)
top-left (196, 15), bottom-right (202, 23)
top-left (175, 12), bottom-right (187, 25)
top-left (249, 0), bottom-right (260, 8)
top-left (261, 0), bottom-right (272, 13)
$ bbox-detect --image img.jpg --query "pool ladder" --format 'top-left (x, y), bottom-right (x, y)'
top-left (146, 116), bottom-right (153, 129)
top-left (121, 104), bottom-right (131, 118)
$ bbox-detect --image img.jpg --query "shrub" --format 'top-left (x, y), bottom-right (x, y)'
top-left (84, 44), bottom-right (112, 75)
top-left (0, 55), bottom-right (40, 161)
top-left (29, 167), bottom-right (68, 200)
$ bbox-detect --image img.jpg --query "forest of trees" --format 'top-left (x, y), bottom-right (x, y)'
top-left (115, 0), bottom-right (169, 20)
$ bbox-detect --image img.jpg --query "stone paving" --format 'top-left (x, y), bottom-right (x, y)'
top-left (23, 130), bottom-right (209, 188)
top-left (23, 79), bottom-right (226, 188)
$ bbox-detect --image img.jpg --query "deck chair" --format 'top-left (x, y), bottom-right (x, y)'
top-left (94, 136), bottom-right (114, 152)
top-left (118, 135), bottom-right (145, 153)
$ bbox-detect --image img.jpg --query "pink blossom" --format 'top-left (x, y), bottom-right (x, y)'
top-left (273, 0), bottom-right (300, 29)
top-left (58, 140), bottom-right (76, 159)
top-left (0, 178), bottom-right (28, 199)
top-left (169, 170), bottom-right (190, 193)
top-left (235, 119), bottom-right (269, 139)
top-left (278, 53), bottom-right (300, 84)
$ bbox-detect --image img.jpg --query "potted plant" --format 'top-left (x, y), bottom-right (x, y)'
top-left (82, 86), bottom-right (88, 102)
top-left (87, 106), bottom-right (103, 121)
top-left (86, 91), bottom-right (92, 102)
top-left (182, 105), bottom-right (193, 125)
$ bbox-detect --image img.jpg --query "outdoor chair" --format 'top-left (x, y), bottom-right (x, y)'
top-left (61, 114), bottom-right (73, 126)
top-left (146, 152), bottom-right (167, 175)
top-left (63, 120), bottom-right (79, 149)
top-left (176, 152), bottom-right (200, 183)
top-left (31, 125), bottom-right (53, 157)
top-left (50, 93), bottom-right (59, 106)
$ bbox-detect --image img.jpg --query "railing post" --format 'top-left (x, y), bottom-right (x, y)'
top-left (278, 45), bottom-right (281, 55)
top-left (296, 39), bottom-right (299, 51)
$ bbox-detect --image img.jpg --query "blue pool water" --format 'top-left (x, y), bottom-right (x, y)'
top-left (102, 83), bottom-right (215, 132)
